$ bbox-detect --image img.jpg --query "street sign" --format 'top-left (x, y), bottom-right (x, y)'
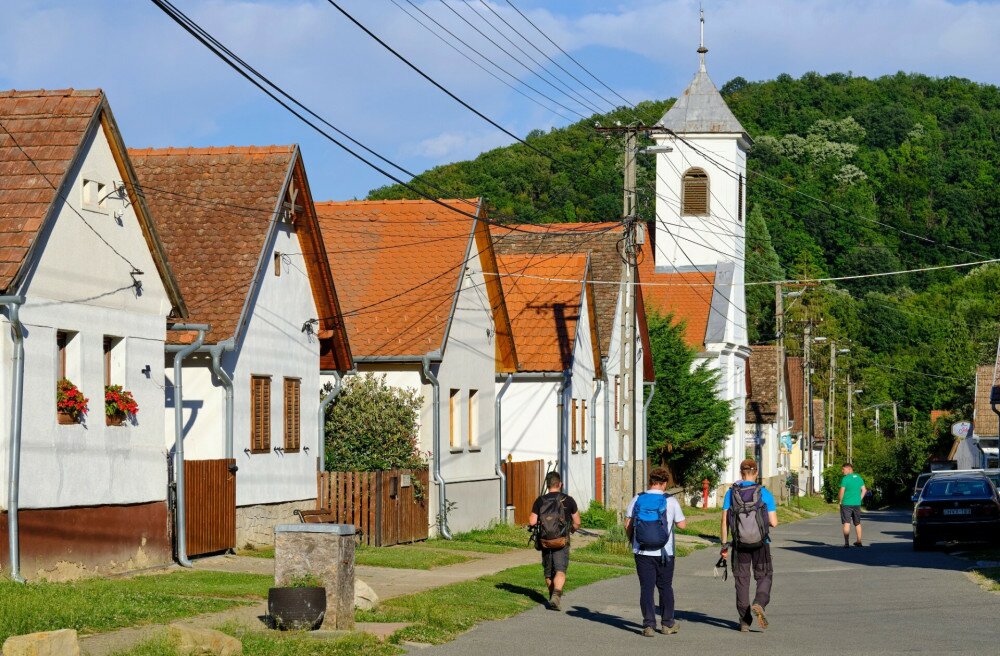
top-left (951, 421), bottom-right (973, 439)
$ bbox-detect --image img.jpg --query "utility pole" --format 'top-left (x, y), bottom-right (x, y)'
top-left (620, 127), bottom-right (638, 505)
top-left (803, 323), bottom-right (813, 495)
top-left (847, 374), bottom-right (854, 461)
top-left (775, 284), bottom-right (785, 477)
top-left (875, 406), bottom-right (881, 435)
top-left (828, 341), bottom-right (836, 462)
top-left (893, 401), bottom-right (899, 439)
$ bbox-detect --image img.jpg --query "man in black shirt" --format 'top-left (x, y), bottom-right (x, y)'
top-left (529, 471), bottom-right (581, 610)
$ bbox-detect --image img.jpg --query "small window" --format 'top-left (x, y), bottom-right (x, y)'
top-left (57, 331), bottom-right (69, 380)
top-left (103, 336), bottom-right (124, 386)
top-left (468, 389), bottom-right (478, 448)
top-left (449, 389), bottom-right (460, 449)
top-left (283, 378), bottom-right (300, 452)
top-left (571, 399), bottom-right (579, 453)
top-left (274, 252), bottom-right (282, 277)
top-left (56, 330), bottom-right (81, 384)
top-left (614, 376), bottom-right (621, 429)
top-left (82, 179), bottom-right (106, 211)
top-left (581, 399), bottom-right (588, 453)
top-left (681, 168), bottom-right (709, 216)
top-left (737, 174), bottom-right (744, 224)
top-left (251, 375), bottom-right (272, 453)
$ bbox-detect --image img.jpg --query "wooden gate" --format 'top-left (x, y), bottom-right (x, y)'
top-left (502, 459), bottom-right (545, 525)
top-left (184, 458), bottom-right (236, 557)
top-left (317, 468), bottom-right (429, 546)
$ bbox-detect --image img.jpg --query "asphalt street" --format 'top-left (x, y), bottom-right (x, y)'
top-left (420, 510), bottom-right (1000, 655)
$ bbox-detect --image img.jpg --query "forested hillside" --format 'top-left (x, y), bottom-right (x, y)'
top-left (370, 72), bottom-right (1000, 484)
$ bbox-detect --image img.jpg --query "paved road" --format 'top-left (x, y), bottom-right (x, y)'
top-left (421, 510), bottom-right (1000, 655)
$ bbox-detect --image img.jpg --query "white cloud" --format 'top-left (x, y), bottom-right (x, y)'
top-left (401, 129), bottom-right (513, 160)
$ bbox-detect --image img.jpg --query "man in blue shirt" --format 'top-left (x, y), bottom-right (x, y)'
top-left (720, 459), bottom-right (778, 632)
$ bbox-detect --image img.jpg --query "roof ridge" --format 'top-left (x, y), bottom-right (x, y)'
top-left (0, 88), bottom-right (102, 98)
top-left (126, 145), bottom-right (296, 157)
top-left (315, 198), bottom-right (477, 206)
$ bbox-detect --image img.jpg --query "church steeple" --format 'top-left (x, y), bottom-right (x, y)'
top-left (698, 5), bottom-right (708, 72)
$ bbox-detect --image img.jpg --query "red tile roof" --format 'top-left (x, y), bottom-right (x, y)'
top-left (497, 253), bottom-right (588, 373)
top-left (315, 199), bottom-right (514, 362)
top-left (130, 145), bottom-right (351, 367)
top-left (974, 365), bottom-right (999, 437)
top-left (638, 254), bottom-right (715, 350)
top-left (0, 90), bottom-right (184, 312)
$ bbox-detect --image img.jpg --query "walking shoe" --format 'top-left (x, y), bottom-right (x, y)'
top-left (751, 604), bottom-right (768, 630)
top-left (843, 540), bottom-right (850, 548)
top-left (548, 593), bottom-right (561, 611)
top-left (854, 541), bottom-right (864, 547)
top-left (658, 622), bottom-right (679, 635)
top-left (643, 627), bottom-right (656, 637)
top-left (739, 623), bottom-right (750, 633)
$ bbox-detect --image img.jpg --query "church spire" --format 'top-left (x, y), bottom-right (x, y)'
top-left (698, 5), bottom-right (708, 72)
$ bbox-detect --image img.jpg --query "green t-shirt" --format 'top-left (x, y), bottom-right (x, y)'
top-left (840, 473), bottom-right (865, 506)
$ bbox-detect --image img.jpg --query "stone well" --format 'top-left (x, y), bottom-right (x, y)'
top-left (273, 523), bottom-right (356, 630)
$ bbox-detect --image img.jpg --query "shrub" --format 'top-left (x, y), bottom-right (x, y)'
top-left (579, 501), bottom-right (618, 529)
top-left (324, 373), bottom-right (425, 472)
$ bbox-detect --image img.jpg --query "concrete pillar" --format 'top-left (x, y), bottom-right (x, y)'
top-left (274, 524), bottom-right (356, 630)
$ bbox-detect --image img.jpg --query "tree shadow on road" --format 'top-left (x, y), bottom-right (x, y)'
top-left (494, 583), bottom-right (547, 605)
top-left (567, 606), bottom-right (644, 634)
top-left (675, 609), bottom-right (740, 630)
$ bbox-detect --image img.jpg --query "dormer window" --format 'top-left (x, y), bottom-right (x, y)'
top-left (82, 178), bottom-right (106, 212)
top-left (681, 168), bottom-right (709, 216)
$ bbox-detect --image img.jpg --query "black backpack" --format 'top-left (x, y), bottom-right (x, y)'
top-left (536, 494), bottom-right (569, 549)
top-left (728, 483), bottom-right (768, 550)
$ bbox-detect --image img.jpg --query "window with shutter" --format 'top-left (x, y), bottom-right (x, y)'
top-left (738, 174), bottom-right (744, 223)
top-left (682, 168), bottom-right (710, 216)
top-left (571, 399), bottom-right (578, 453)
top-left (581, 399), bottom-right (588, 453)
top-left (251, 375), bottom-right (271, 453)
top-left (284, 378), bottom-right (301, 452)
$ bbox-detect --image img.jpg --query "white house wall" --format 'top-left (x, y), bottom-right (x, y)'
top-left (566, 287), bottom-right (595, 507)
top-left (165, 221), bottom-right (322, 510)
top-left (1, 122), bottom-right (172, 511)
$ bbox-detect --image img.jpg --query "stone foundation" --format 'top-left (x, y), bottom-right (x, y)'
top-left (236, 499), bottom-right (315, 548)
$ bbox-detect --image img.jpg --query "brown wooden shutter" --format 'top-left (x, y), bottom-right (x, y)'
top-left (251, 375), bottom-right (271, 453)
top-left (581, 399), bottom-right (588, 452)
top-left (682, 169), bottom-right (710, 216)
top-left (738, 174), bottom-right (744, 223)
top-left (284, 378), bottom-right (301, 452)
top-left (571, 399), bottom-right (578, 452)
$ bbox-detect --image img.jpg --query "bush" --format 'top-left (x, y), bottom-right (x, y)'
top-left (324, 373), bottom-right (425, 471)
top-left (579, 501), bottom-right (618, 529)
top-left (822, 464), bottom-right (843, 503)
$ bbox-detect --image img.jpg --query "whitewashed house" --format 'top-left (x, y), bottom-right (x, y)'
top-left (644, 36), bottom-right (751, 493)
top-left (131, 145), bottom-right (353, 551)
top-left (492, 224), bottom-right (653, 514)
top-left (315, 199), bottom-right (516, 536)
top-left (0, 89), bottom-right (186, 579)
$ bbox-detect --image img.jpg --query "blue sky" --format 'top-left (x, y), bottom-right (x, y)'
top-left (3, 1), bottom-right (999, 201)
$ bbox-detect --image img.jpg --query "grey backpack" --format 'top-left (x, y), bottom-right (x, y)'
top-left (729, 484), bottom-right (768, 550)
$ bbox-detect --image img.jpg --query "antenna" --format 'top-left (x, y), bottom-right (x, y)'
top-left (697, 3), bottom-right (708, 70)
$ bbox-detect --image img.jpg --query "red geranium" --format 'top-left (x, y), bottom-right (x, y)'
top-left (105, 384), bottom-right (139, 417)
top-left (56, 378), bottom-right (89, 421)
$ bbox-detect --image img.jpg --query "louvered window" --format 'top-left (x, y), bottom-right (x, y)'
top-left (571, 399), bottom-right (579, 453)
top-left (284, 377), bottom-right (301, 452)
top-left (581, 400), bottom-right (588, 453)
top-left (738, 174), bottom-right (744, 223)
top-left (251, 375), bottom-right (271, 453)
top-left (682, 168), bottom-right (710, 216)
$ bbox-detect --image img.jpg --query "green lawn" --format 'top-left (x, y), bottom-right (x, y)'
top-left (450, 523), bottom-right (534, 549)
top-left (357, 562), bottom-right (627, 645)
top-left (238, 546), bottom-right (275, 559)
top-left (111, 626), bottom-right (399, 656)
top-left (421, 538), bottom-right (513, 554)
top-left (0, 571), bottom-right (272, 643)
top-left (355, 545), bottom-right (469, 570)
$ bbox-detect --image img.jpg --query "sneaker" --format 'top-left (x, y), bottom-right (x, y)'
top-left (854, 541), bottom-right (864, 547)
top-left (739, 623), bottom-right (750, 633)
top-left (751, 604), bottom-right (768, 630)
top-left (642, 627), bottom-right (656, 637)
top-left (658, 622), bottom-right (679, 635)
top-left (548, 593), bottom-right (561, 611)
top-left (843, 541), bottom-right (850, 548)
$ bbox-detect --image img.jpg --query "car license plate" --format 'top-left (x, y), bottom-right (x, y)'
top-left (943, 508), bottom-right (971, 515)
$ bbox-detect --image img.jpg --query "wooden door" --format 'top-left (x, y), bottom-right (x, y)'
top-left (184, 459), bottom-right (236, 556)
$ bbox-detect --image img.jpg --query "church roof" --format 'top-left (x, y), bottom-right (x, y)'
top-left (658, 55), bottom-right (746, 136)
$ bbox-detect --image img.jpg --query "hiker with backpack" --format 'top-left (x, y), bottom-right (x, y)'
top-left (529, 471), bottom-right (581, 611)
top-left (719, 459), bottom-right (779, 632)
top-left (624, 467), bottom-right (687, 637)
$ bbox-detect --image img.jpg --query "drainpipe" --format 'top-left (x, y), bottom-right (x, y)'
top-left (495, 374), bottom-right (513, 522)
top-left (642, 382), bottom-right (656, 486)
top-left (207, 339), bottom-right (236, 462)
top-left (167, 323), bottom-right (208, 567)
top-left (590, 378), bottom-right (601, 507)
top-left (602, 358), bottom-right (610, 506)
top-left (2, 295), bottom-right (26, 583)
top-left (556, 370), bottom-right (571, 484)
top-left (422, 354), bottom-right (450, 539)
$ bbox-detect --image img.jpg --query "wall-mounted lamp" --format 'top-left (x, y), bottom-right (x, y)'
top-left (301, 318), bottom-right (319, 336)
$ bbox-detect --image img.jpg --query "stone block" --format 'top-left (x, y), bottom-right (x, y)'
top-left (274, 524), bottom-right (356, 630)
top-left (2, 629), bottom-right (80, 656)
top-left (168, 625), bottom-right (241, 656)
top-left (354, 578), bottom-right (379, 610)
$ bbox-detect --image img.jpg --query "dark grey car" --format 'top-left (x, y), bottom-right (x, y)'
top-left (912, 471), bottom-right (1000, 550)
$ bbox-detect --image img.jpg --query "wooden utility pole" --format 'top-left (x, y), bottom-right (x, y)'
top-left (828, 341), bottom-right (836, 462)
top-left (893, 401), bottom-right (899, 439)
top-left (775, 284), bottom-right (786, 475)
top-left (803, 323), bottom-right (813, 495)
top-left (847, 374), bottom-right (854, 461)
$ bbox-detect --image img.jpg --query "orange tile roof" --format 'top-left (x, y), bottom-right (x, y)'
top-left (497, 253), bottom-right (588, 372)
top-left (974, 365), bottom-right (999, 437)
top-left (638, 250), bottom-right (715, 350)
top-left (130, 145), bottom-right (351, 365)
top-left (315, 199), bottom-right (483, 358)
top-left (0, 90), bottom-right (103, 290)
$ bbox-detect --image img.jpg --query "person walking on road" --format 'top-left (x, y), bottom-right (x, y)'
top-left (624, 467), bottom-right (687, 637)
top-left (720, 459), bottom-right (778, 632)
top-left (839, 463), bottom-right (867, 547)
top-left (529, 471), bottom-right (581, 611)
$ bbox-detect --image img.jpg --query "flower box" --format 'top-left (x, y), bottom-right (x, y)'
top-left (57, 410), bottom-right (77, 425)
top-left (56, 379), bottom-right (88, 424)
top-left (105, 385), bottom-right (138, 426)
top-left (106, 413), bottom-right (127, 426)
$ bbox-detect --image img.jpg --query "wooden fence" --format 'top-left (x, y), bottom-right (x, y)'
top-left (502, 459), bottom-right (545, 525)
top-left (317, 468), bottom-right (429, 546)
top-left (184, 458), bottom-right (236, 557)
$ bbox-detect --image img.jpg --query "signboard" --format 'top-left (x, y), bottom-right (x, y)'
top-left (951, 421), bottom-right (973, 440)
top-left (779, 432), bottom-right (793, 454)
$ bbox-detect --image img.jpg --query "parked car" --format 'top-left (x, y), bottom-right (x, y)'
top-left (912, 471), bottom-right (1000, 551)
top-left (912, 473), bottom-right (933, 503)
top-left (911, 469), bottom-right (1000, 502)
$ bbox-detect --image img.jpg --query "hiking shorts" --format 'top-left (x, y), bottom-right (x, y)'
top-left (542, 545), bottom-right (570, 579)
top-left (840, 505), bottom-right (862, 525)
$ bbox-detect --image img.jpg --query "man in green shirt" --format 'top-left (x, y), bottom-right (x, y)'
top-left (838, 463), bottom-right (867, 547)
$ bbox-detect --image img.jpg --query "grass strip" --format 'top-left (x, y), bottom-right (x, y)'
top-left (238, 546), bottom-right (275, 559)
top-left (421, 539), bottom-right (512, 554)
top-left (0, 571), bottom-right (271, 643)
top-left (969, 567), bottom-right (1000, 592)
top-left (357, 562), bottom-right (627, 645)
top-left (451, 523), bottom-right (534, 549)
top-left (110, 627), bottom-right (400, 656)
top-left (355, 546), bottom-right (469, 570)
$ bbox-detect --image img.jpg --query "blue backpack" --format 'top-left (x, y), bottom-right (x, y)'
top-left (632, 492), bottom-right (671, 552)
